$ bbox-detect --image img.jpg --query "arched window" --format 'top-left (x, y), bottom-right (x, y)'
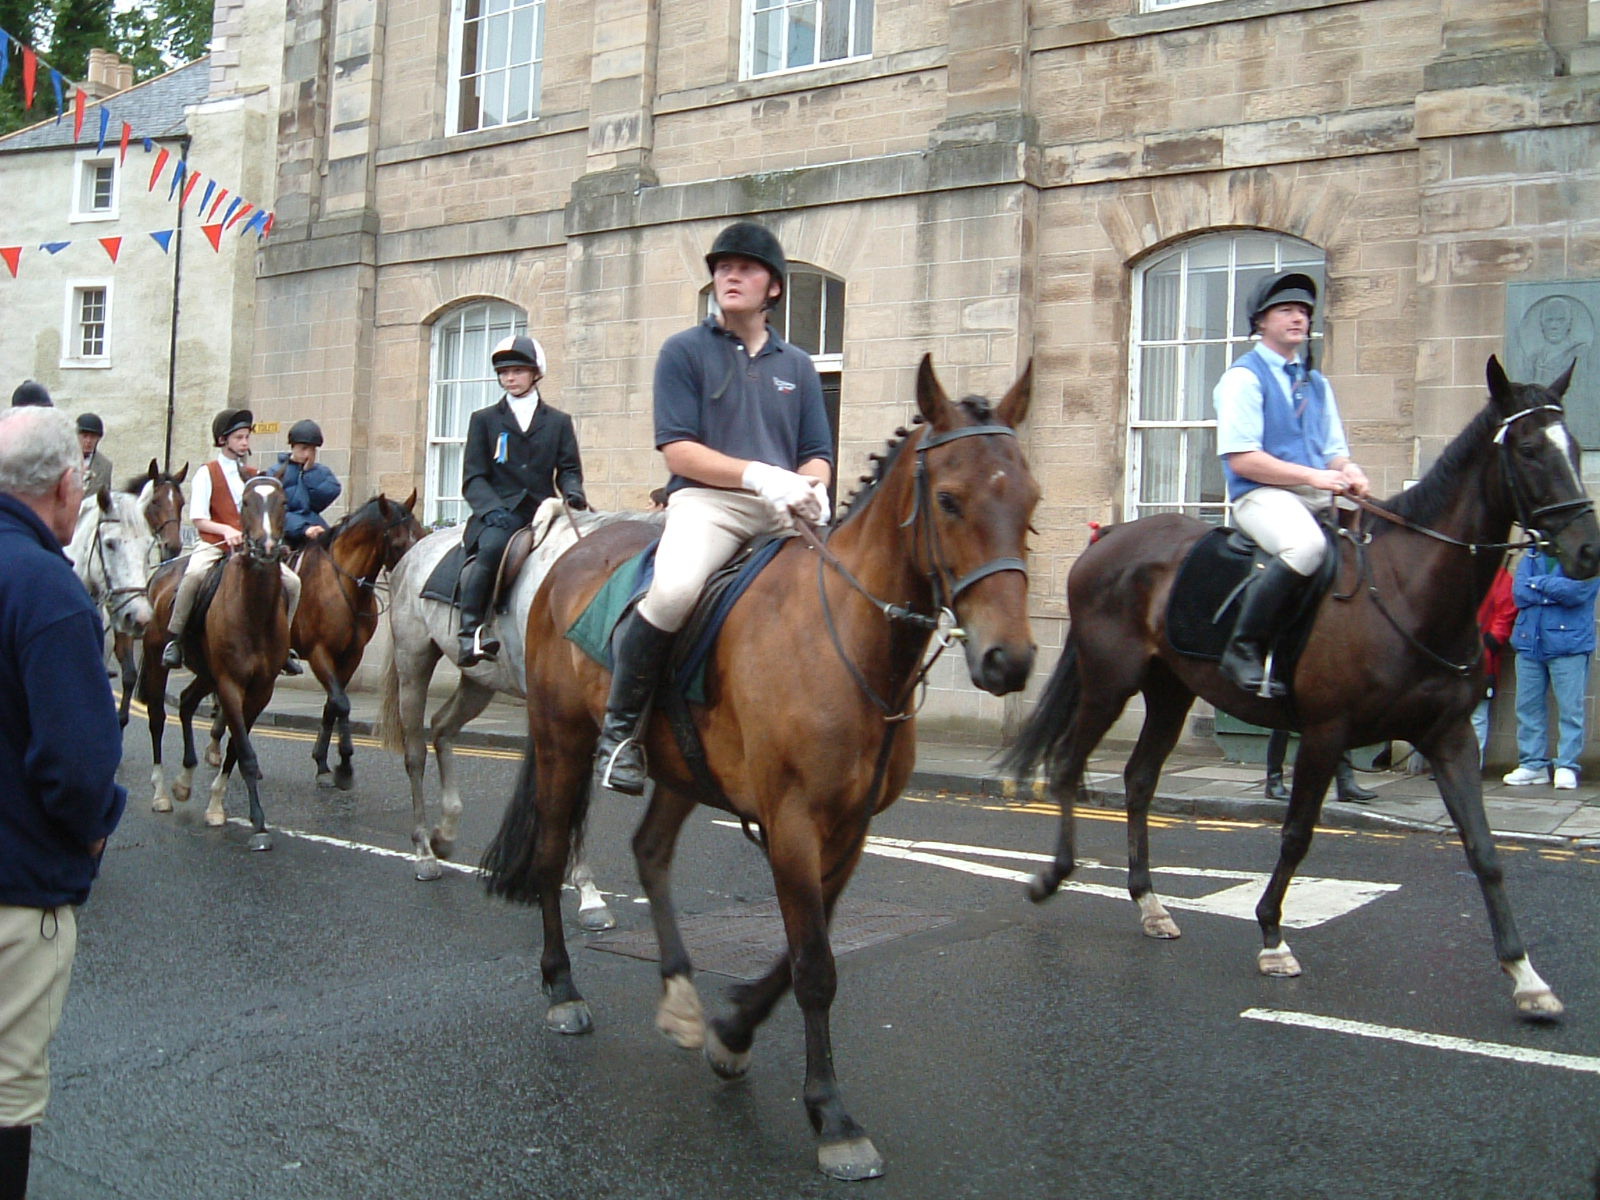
top-left (426, 300), bottom-right (525, 526)
top-left (700, 265), bottom-right (844, 475)
top-left (1127, 232), bottom-right (1325, 524)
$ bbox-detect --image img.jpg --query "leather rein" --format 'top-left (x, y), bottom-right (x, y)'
top-left (1337, 404), bottom-right (1594, 677)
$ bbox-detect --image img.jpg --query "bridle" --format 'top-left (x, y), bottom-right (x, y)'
top-left (87, 506), bottom-right (151, 626)
top-left (1339, 403), bottom-right (1594, 676)
top-left (239, 480), bottom-right (287, 565)
top-left (314, 505), bottom-right (419, 620)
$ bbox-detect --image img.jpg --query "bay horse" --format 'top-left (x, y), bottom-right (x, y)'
top-left (1002, 356), bottom-right (1600, 1019)
top-left (376, 498), bottom-right (647, 915)
top-left (204, 492), bottom-right (423, 790)
top-left (141, 475), bottom-right (292, 850)
top-left (123, 459), bottom-right (189, 562)
top-left (480, 356), bottom-right (1038, 1179)
top-left (66, 489), bottom-right (157, 726)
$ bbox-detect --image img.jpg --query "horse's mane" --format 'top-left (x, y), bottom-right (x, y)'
top-left (325, 495), bottom-right (389, 545)
top-left (835, 395), bottom-right (1002, 528)
top-left (1381, 404), bottom-right (1499, 527)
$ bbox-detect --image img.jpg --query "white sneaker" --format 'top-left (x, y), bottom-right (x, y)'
top-left (1555, 768), bottom-right (1578, 790)
top-left (1503, 765), bottom-right (1548, 787)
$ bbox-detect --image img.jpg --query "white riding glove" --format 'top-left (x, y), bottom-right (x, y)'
top-left (742, 462), bottom-right (824, 524)
top-left (804, 478), bottom-right (830, 527)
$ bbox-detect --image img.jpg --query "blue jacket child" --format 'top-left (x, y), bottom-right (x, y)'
top-left (270, 419), bottom-right (342, 547)
top-left (1510, 551), bottom-right (1600, 661)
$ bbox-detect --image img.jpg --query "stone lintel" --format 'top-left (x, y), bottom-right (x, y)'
top-left (1422, 45), bottom-right (1559, 91)
top-left (258, 223), bottom-right (377, 278)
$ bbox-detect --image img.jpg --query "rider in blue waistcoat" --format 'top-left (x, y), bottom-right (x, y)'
top-left (269, 419), bottom-right (342, 549)
top-left (1213, 271), bottom-right (1370, 697)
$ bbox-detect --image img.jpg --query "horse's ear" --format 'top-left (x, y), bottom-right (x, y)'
top-left (147, 457), bottom-right (160, 478)
top-left (996, 359), bottom-right (1033, 429)
top-left (172, 462), bottom-right (189, 485)
top-left (1549, 358), bottom-right (1577, 401)
top-left (403, 489), bottom-right (418, 512)
top-left (1486, 356), bottom-right (1514, 408)
top-left (96, 486), bottom-right (113, 513)
top-left (915, 354), bottom-right (955, 430)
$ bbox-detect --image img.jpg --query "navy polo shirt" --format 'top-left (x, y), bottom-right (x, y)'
top-left (653, 317), bottom-right (833, 493)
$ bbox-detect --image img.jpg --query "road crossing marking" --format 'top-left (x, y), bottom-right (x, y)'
top-left (1241, 1008), bottom-right (1600, 1075)
top-left (712, 824), bottom-right (1399, 929)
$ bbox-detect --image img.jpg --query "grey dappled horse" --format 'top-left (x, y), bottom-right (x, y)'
top-left (66, 490), bottom-right (157, 726)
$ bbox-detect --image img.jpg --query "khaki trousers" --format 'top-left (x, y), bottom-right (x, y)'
top-left (0, 906), bottom-right (76, 1126)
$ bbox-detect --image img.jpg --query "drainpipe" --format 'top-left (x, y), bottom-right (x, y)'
top-left (163, 134), bottom-right (191, 471)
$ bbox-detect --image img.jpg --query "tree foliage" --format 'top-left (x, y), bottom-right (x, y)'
top-left (0, 0), bottom-right (213, 135)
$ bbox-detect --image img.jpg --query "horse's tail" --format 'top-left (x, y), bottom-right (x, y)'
top-left (374, 639), bottom-right (405, 754)
top-left (998, 631), bottom-right (1082, 786)
top-left (480, 740), bottom-right (591, 906)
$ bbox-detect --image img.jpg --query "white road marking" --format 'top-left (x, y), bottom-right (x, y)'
top-left (711, 822), bottom-right (1401, 929)
top-left (1241, 1008), bottom-right (1600, 1075)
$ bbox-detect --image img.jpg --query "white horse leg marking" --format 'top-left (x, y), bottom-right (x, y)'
top-left (1503, 956), bottom-right (1564, 1017)
top-left (172, 763), bottom-right (194, 805)
top-left (150, 764), bottom-right (172, 813)
top-left (205, 768), bottom-right (229, 826)
top-left (655, 974), bottom-right (705, 1049)
top-left (1258, 941), bottom-right (1302, 977)
top-left (570, 856), bottom-right (617, 931)
top-left (1137, 891), bottom-right (1181, 939)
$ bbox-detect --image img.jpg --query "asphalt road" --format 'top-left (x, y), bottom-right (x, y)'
top-left (29, 715), bottom-right (1600, 1199)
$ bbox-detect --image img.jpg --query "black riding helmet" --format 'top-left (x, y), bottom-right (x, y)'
top-left (286, 418), bottom-right (324, 447)
top-left (1245, 271), bottom-right (1318, 332)
top-left (11, 380), bottom-right (52, 407)
top-left (705, 221), bottom-right (787, 308)
top-left (212, 408), bottom-right (254, 446)
top-left (490, 334), bottom-right (546, 375)
top-left (76, 412), bottom-right (105, 437)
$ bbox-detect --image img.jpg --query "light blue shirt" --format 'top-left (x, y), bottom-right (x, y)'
top-left (1213, 342), bottom-right (1349, 462)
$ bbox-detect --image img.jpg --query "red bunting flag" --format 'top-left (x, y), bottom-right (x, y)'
top-left (180, 170), bottom-right (201, 208)
top-left (97, 237), bottom-right (121, 263)
top-left (200, 223), bottom-right (224, 252)
top-left (147, 147), bottom-right (170, 191)
top-left (225, 202), bottom-right (254, 230)
top-left (0, 247), bottom-right (20, 278)
top-left (207, 188), bottom-right (229, 221)
top-left (22, 47), bottom-right (35, 108)
top-left (118, 122), bottom-right (131, 164)
top-left (72, 87), bottom-right (85, 141)
top-left (261, 213), bottom-right (275, 240)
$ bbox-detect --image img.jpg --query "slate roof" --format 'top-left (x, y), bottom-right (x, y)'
top-left (0, 57), bottom-right (210, 152)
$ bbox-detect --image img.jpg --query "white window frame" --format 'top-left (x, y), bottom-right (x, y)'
top-left (62, 280), bottom-right (113, 368)
top-left (1140, 0), bottom-right (1221, 11)
top-left (70, 154), bottom-right (119, 223)
top-left (425, 300), bottom-right (526, 526)
top-left (1126, 233), bottom-right (1324, 525)
top-left (701, 265), bottom-right (844, 369)
top-left (742, 0), bottom-right (873, 80)
top-left (445, 0), bottom-right (546, 136)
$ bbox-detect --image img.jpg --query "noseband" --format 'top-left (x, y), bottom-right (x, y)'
top-left (907, 425), bottom-right (1030, 613)
top-left (89, 509), bottom-right (151, 621)
top-left (1493, 404), bottom-right (1596, 552)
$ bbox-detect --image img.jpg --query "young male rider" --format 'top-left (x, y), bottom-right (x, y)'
top-left (456, 335), bottom-right (586, 667)
top-left (593, 221), bottom-right (834, 794)
top-left (160, 409), bottom-right (303, 673)
top-left (269, 419), bottom-right (342, 548)
top-left (1213, 271), bottom-right (1369, 698)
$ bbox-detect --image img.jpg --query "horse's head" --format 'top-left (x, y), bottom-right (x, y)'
top-left (240, 476), bottom-right (288, 565)
top-left (910, 355), bottom-right (1040, 695)
top-left (82, 489), bottom-right (156, 635)
top-left (134, 457), bottom-right (187, 562)
top-left (1487, 355), bottom-right (1600, 579)
top-left (379, 490), bottom-right (425, 570)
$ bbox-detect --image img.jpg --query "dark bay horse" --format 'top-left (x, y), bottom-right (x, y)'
top-left (481, 356), bottom-right (1039, 1179)
top-left (1003, 357), bottom-right (1600, 1019)
top-left (206, 492), bottom-right (423, 790)
top-left (141, 476), bottom-right (292, 850)
top-left (123, 460), bottom-right (189, 562)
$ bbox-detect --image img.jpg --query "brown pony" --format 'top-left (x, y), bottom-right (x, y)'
top-left (481, 356), bottom-right (1038, 1180)
top-left (1003, 357), bottom-right (1600, 1019)
top-left (141, 476), bottom-right (292, 850)
top-left (205, 492), bottom-right (423, 789)
top-left (123, 459), bottom-right (189, 562)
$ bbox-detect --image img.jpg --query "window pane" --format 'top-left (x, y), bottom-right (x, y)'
top-left (506, 65), bottom-right (531, 124)
top-left (787, 2), bottom-right (817, 68)
top-left (1140, 345), bottom-right (1179, 421)
top-left (486, 12), bottom-right (511, 70)
top-left (1182, 342), bottom-right (1224, 420)
top-left (1188, 429), bottom-right (1225, 506)
top-left (1234, 237), bottom-right (1278, 267)
top-left (824, 277), bottom-right (844, 353)
top-left (853, 0), bottom-right (872, 56)
top-left (820, 0), bottom-right (849, 59)
top-left (1143, 266), bottom-right (1180, 342)
top-left (751, 9), bottom-right (782, 74)
top-left (787, 271), bottom-right (823, 354)
top-left (1139, 427), bottom-right (1180, 505)
top-left (1187, 264), bottom-right (1229, 340)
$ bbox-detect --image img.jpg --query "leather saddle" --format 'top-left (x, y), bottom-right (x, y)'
top-left (420, 523), bottom-right (539, 613)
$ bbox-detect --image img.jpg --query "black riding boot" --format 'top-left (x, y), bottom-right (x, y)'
top-left (1334, 754), bottom-right (1378, 803)
top-left (1264, 728), bottom-right (1290, 801)
top-left (0, 1125), bottom-right (32, 1200)
top-left (1219, 559), bottom-right (1309, 698)
top-left (593, 611), bottom-right (674, 796)
top-left (456, 558), bottom-right (501, 667)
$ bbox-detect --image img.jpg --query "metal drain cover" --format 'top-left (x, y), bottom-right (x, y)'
top-left (587, 898), bottom-right (955, 979)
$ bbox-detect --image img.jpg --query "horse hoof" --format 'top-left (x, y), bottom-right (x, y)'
top-left (1142, 915), bottom-right (1182, 940)
top-left (703, 1027), bottom-right (751, 1080)
top-left (545, 1000), bottom-right (593, 1036)
top-left (172, 781), bottom-right (191, 805)
top-left (1515, 990), bottom-right (1565, 1021)
top-left (151, 796), bottom-right (172, 813)
top-left (1257, 947), bottom-right (1301, 977)
top-left (655, 976), bottom-right (704, 1050)
top-left (430, 831), bottom-right (456, 860)
top-left (334, 766), bottom-right (353, 791)
top-left (204, 809), bottom-right (226, 827)
top-left (817, 1137), bottom-right (884, 1181)
top-left (316, 773), bottom-right (336, 790)
top-left (205, 745), bottom-right (222, 768)
top-left (249, 832), bottom-right (272, 852)
top-left (414, 859), bottom-right (443, 883)
top-left (1026, 871), bottom-right (1060, 904)
top-left (578, 905), bottom-right (617, 932)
